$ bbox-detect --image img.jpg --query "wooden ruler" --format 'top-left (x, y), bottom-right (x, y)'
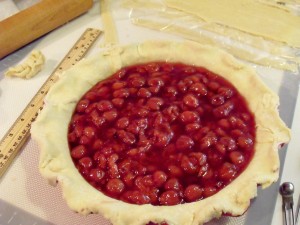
top-left (0, 28), bottom-right (102, 178)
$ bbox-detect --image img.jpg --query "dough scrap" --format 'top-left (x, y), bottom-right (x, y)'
top-left (100, 0), bottom-right (119, 46)
top-left (5, 50), bottom-right (45, 79)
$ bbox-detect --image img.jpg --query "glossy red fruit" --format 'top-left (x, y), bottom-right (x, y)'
top-left (89, 169), bottom-right (105, 182)
top-left (68, 62), bottom-right (255, 206)
top-left (71, 145), bottom-right (87, 159)
top-left (159, 190), bottom-right (181, 205)
top-left (103, 110), bottom-right (118, 122)
top-left (112, 81), bottom-right (126, 90)
top-left (147, 97), bottom-right (164, 111)
top-left (183, 94), bottom-right (199, 108)
top-left (229, 151), bottom-right (245, 165)
top-left (76, 99), bottom-right (90, 112)
top-left (189, 82), bottom-right (208, 95)
top-left (106, 178), bottom-right (125, 194)
top-left (164, 178), bottom-right (181, 191)
top-left (153, 171), bottom-right (168, 187)
top-left (176, 135), bottom-right (194, 151)
top-left (97, 100), bottom-right (113, 112)
top-left (116, 117), bottom-right (130, 129)
top-left (179, 111), bottom-right (199, 124)
top-left (123, 190), bottom-right (151, 204)
top-left (218, 162), bottom-right (237, 181)
top-left (184, 185), bottom-right (203, 202)
top-left (203, 186), bottom-right (217, 197)
top-left (138, 88), bottom-right (152, 98)
top-left (79, 157), bottom-right (93, 169)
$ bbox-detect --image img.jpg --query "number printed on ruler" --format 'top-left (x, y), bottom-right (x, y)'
top-left (0, 28), bottom-right (102, 177)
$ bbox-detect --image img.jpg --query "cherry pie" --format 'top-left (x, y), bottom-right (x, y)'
top-left (31, 41), bottom-right (290, 225)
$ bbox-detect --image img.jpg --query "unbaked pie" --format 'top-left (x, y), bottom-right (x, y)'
top-left (31, 41), bottom-right (290, 225)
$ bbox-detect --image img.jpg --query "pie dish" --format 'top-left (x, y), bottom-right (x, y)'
top-left (31, 40), bottom-right (290, 225)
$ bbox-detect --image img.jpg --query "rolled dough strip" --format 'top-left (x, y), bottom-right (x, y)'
top-left (100, 0), bottom-right (119, 46)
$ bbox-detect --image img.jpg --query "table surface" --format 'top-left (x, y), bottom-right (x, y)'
top-left (0, 1), bottom-right (299, 225)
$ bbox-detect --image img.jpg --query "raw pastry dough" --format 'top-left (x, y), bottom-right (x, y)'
top-left (31, 41), bottom-right (290, 225)
top-left (100, 0), bottom-right (119, 46)
top-left (5, 50), bottom-right (45, 79)
top-left (165, 0), bottom-right (300, 48)
top-left (123, 0), bottom-right (300, 72)
top-left (124, 0), bottom-right (299, 58)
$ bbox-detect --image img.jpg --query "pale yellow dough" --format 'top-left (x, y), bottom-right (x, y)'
top-left (5, 50), bottom-right (45, 79)
top-left (122, 0), bottom-right (300, 72)
top-left (165, 0), bottom-right (300, 48)
top-left (100, 0), bottom-right (119, 46)
top-left (31, 41), bottom-right (290, 225)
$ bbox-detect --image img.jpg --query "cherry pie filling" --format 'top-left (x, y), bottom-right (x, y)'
top-left (68, 62), bottom-right (255, 206)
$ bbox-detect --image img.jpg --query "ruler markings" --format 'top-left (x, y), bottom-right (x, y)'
top-left (0, 28), bottom-right (102, 178)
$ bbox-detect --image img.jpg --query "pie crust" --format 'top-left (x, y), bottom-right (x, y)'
top-left (31, 40), bottom-right (290, 225)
